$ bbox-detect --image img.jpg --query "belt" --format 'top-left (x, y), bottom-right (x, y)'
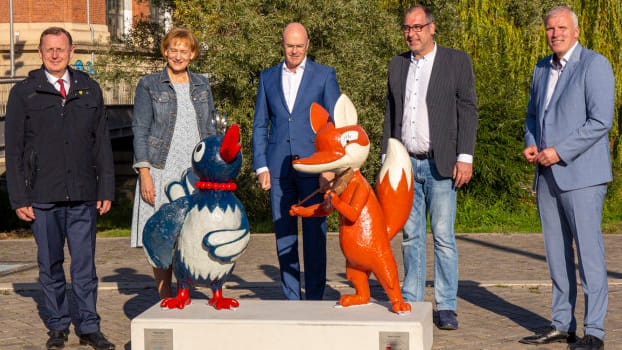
top-left (409, 151), bottom-right (433, 160)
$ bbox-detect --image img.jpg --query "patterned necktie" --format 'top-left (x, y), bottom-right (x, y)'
top-left (58, 79), bottom-right (67, 99)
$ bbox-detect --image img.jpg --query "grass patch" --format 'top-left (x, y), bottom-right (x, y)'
top-left (95, 194), bottom-right (622, 235)
top-left (98, 228), bottom-right (130, 237)
top-left (4, 184), bottom-right (622, 236)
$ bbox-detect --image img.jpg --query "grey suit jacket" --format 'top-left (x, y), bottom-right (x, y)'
top-left (382, 45), bottom-right (478, 178)
top-left (525, 43), bottom-right (614, 191)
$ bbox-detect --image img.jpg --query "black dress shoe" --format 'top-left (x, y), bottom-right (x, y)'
top-left (519, 326), bottom-right (577, 344)
top-left (46, 329), bottom-right (69, 350)
top-left (437, 310), bottom-right (459, 330)
top-left (78, 331), bottom-right (115, 350)
top-left (568, 335), bottom-right (604, 350)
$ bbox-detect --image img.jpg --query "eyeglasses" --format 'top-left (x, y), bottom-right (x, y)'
top-left (42, 48), bottom-right (71, 56)
top-left (167, 48), bottom-right (191, 57)
top-left (402, 22), bottom-right (431, 33)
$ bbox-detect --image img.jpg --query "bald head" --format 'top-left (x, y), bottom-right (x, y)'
top-left (282, 22), bottom-right (308, 42)
top-left (281, 22), bottom-right (309, 71)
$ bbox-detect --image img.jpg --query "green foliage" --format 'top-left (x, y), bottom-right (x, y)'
top-left (172, 0), bottom-right (405, 231)
top-left (96, 196), bottom-right (133, 231)
top-left (83, 0), bottom-right (622, 233)
top-left (0, 190), bottom-right (29, 231)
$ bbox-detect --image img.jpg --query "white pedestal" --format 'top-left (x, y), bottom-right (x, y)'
top-left (131, 300), bottom-right (433, 350)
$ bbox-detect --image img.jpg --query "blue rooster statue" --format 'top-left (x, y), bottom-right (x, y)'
top-left (142, 124), bottom-right (250, 310)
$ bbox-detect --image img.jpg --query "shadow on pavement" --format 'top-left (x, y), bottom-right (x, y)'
top-left (457, 235), bottom-right (622, 279)
top-left (458, 282), bottom-right (551, 333)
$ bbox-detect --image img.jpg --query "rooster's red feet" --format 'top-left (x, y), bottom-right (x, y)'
top-left (208, 288), bottom-right (239, 310)
top-left (160, 288), bottom-right (191, 309)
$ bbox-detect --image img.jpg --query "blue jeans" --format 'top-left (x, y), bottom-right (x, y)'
top-left (401, 158), bottom-right (458, 311)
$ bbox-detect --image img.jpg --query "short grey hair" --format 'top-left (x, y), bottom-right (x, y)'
top-left (545, 6), bottom-right (578, 27)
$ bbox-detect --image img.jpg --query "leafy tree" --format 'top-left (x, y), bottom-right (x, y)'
top-left (90, 0), bottom-right (622, 232)
top-left (173, 0), bottom-right (404, 230)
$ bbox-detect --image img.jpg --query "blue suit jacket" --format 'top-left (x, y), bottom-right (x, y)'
top-left (252, 59), bottom-right (340, 178)
top-left (525, 43), bottom-right (615, 191)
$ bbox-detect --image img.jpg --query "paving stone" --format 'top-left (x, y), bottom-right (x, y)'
top-left (0, 233), bottom-right (620, 349)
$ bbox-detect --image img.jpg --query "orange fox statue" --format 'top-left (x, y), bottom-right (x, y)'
top-left (289, 94), bottom-right (414, 313)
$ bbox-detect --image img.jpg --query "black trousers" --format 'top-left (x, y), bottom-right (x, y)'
top-left (31, 201), bottom-right (101, 334)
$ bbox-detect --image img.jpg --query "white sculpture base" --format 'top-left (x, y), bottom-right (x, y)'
top-left (131, 300), bottom-right (433, 350)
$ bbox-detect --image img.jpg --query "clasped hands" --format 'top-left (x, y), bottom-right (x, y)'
top-left (523, 145), bottom-right (560, 167)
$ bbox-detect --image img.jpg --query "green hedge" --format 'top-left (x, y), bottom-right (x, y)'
top-left (81, 0), bottom-right (622, 233)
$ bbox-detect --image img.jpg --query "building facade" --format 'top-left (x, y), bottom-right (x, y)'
top-left (0, 0), bottom-right (161, 77)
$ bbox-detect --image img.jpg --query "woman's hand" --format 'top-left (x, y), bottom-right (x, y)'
top-left (139, 168), bottom-right (156, 206)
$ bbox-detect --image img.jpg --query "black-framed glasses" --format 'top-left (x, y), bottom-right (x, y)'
top-left (402, 22), bottom-right (431, 33)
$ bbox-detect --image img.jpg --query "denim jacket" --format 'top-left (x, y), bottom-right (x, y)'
top-left (132, 67), bottom-right (216, 170)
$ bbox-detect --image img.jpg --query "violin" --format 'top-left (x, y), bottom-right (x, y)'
top-left (298, 167), bottom-right (354, 205)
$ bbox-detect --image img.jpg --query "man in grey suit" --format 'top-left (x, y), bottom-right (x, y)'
top-left (382, 5), bottom-right (478, 330)
top-left (520, 6), bottom-right (613, 350)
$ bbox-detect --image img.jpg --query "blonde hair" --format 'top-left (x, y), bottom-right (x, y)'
top-left (160, 27), bottom-right (200, 59)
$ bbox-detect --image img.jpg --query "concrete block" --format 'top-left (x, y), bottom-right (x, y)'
top-left (131, 300), bottom-right (433, 350)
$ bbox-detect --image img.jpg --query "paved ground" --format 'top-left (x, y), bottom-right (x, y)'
top-left (0, 233), bottom-right (621, 350)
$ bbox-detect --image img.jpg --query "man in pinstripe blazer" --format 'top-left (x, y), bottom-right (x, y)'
top-left (382, 5), bottom-right (478, 330)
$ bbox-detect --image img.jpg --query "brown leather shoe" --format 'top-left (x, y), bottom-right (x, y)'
top-left (519, 326), bottom-right (577, 344)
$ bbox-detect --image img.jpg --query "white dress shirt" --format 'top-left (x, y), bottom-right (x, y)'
top-left (256, 57), bottom-right (308, 175)
top-left (44, 69), bottom-right (71, 95)
top-left (400, 43), bottom-right (472, 164)
top-left (282, 57), bottom-right (307, 113)
top-left (545, 42), bottom-right (576, 110)
top-left (402, 45), bottom-right (435, 155)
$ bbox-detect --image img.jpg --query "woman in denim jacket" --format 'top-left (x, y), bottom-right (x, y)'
top-left (130, 28), bottom-right (216, 299)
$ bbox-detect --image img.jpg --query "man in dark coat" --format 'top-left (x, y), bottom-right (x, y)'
top-left (5, 27), bottom-right (115, 350)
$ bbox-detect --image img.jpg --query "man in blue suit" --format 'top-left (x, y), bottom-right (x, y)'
top-left (520, 6), bottom-right (613, 350)
top-left (252, 22), bottom-right (340, 300)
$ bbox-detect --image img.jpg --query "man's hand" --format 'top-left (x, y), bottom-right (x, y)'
top-left (258, 171), bottom-right (271, 191)
top-left (139, 168), bottom-right (155, 206)
top-left (453, 161), bottom-right (473, 188)
top-left (522, 145), bottom-right (539, 163)
top-left (536, 147), bottom-right (560, 167)
top-left (97, 200), bottom-right (112, 215)
top-left (15, 206), bottom-right (35, 222)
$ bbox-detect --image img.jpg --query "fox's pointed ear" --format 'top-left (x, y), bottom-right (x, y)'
top-left (333, 94), bottom-right (358, 128)
top-left (310, 102), bottom-right (330, 133)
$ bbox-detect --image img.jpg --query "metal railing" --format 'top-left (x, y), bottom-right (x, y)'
top-left (0, 77), bottom-right (136, 116)
top-left (0, 77), bottom-right (25, 117)
top-left (0, 78), bottom-right (135, 160)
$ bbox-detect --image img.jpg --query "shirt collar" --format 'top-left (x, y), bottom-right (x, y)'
top-left (282, 56), bottom-right (307, 73)
top-left (44, 69), bottom-right (70, 86)
top-left (550, 41), bottom-right (578, 69)
top-left (410, 42), bottom-right (437, 63)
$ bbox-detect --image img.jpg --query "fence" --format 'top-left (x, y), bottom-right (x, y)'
top-left (0, 78), bottom-right (135, 160)
top-left (0, 78), bottom-right (135, 113)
